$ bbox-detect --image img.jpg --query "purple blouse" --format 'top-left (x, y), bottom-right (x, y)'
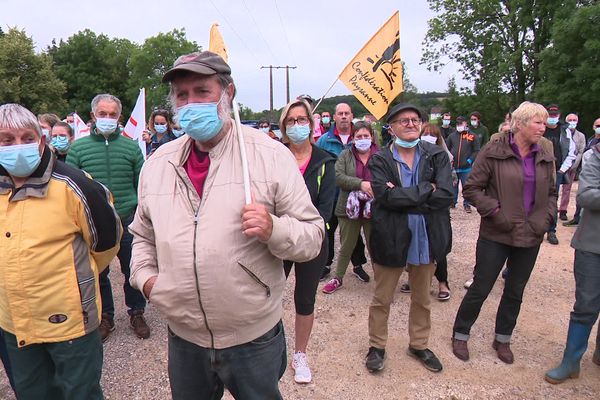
top-left (509, 133), bottom-right (539, 216)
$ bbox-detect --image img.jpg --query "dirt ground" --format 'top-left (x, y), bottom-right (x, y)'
top-left (1, 184), bottom-right (599, 399)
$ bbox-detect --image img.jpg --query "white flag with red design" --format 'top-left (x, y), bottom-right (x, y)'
top-left (122, 88), bottom-right (146, 156)
top-left (73, 112), bottom-right (90, 140)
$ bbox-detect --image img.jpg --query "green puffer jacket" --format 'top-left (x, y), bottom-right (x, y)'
top-left (66, 127), bottom-right (144, 217)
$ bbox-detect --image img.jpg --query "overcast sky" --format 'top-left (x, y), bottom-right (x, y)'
top-left (3, 0), bottom-right (466, 112)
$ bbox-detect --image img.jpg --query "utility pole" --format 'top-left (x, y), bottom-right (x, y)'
top-left (260, 65), bottom-right (297, 122)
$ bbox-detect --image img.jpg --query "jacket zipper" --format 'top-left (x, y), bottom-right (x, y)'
top-left (171, 163), bottom-right (215, 351)
top-left (104, 138), bottom-right (112, 189)
top-left (238, 263), bottom-right (271, 297)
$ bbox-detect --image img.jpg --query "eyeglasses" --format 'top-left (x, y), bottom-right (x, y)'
top-left (390, 118), bottom-right (422, 127)
top-left (285, 116), bottom-right (310, 127)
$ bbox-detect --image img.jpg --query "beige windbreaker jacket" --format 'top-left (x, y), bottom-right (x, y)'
top-left (129, 122), bottom-right (324, 349)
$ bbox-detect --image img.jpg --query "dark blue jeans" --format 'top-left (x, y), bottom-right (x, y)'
top-left (548, 172), bottom-right (564, 233)
top-left (570, 250), bottom-right (600, 327)
top-left (168, 321), bottom-right (286, 400)
top-left (100, 212), bottom-right (146, 317)
top-left (453, 170), bottom-right (471, 207)
top-left (453, 238), bottom-right (540, 341)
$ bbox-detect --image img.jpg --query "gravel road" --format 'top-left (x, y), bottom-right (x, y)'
top-left (1, 186), bottom-right (598, 399)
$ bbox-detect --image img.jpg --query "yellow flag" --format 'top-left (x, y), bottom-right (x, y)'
top-left (209, 23), bottom-right (228, 62)
top-left (339, 11), bottom-right (402, 119)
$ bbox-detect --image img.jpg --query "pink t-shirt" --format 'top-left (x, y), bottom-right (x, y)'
top-left (184, 145), bottom-right (211, 198)
top-left (299, 155), bottom-right (312, 175)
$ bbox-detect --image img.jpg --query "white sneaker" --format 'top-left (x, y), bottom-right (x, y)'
top-left (292, 352), bottom-right (312, 383)
top-left (464, 278), bottom-right (473, 289)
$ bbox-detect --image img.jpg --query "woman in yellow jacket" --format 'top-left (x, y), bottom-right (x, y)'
top-left (0, 104), bottom-right (122, 400)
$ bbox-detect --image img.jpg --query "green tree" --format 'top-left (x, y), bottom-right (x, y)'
top-left (0, 28), bottom-right (66, 114)
top-left (128, 29), bottom-right (200, 113)
top-left (48, 29), bottom-right (137, 118)
top-left (422, 0), bottom-right (565, 104)
top-left (536, 3), bottom-right (600, 133)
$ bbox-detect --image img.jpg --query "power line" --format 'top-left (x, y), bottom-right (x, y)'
top-left (273, 0), bottom-right (296, 65)
top-left (207, 0), bottom-right (260, 64)
top-left (240, 0), bottom-right (279, 64)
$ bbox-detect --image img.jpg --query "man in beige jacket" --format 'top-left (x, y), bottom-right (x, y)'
top-left (128, 51), bottom-right (324, 400)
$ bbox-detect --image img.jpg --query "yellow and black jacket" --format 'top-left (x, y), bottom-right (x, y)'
top-left (0, 146), bottom-right (122, 347)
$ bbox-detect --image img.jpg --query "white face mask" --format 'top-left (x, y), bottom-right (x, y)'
top-left (456, 125), bottom-right (466, 133)
top-left (421, 135), bottom-right (437, 144)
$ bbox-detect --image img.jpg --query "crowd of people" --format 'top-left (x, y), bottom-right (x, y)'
top-left (0, 50), bottom-right (598, 399)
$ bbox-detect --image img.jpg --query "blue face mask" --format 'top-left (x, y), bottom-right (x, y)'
top-left (354, 138), bottom-right (372, 152)
top-left (177, 93), bottom-right (225, 142)
top-left (286, 124), bottom-right (311, 144)
top-left (322, 117), bottom-right (330, 124)
top-left (172, 129), bottom-right (185, 138)
top-left (0, 142), bottom-right (42, 177)
top-left (95, 118), bottom-right (118, 134)
top-left (395, 137), bottom-right (420, 149)
top-left (567, 121), bottom-right (577, 130)
top-left (154, 124), bottom-right (168, 134)
top-left (261, 127), bottom-right (270, 134)
top-left (442, 119), bottom-right (451, 127)
top-left (547, 117), bottom-right (559, 126)
top-left (51, 136), bottom-right (70, 152)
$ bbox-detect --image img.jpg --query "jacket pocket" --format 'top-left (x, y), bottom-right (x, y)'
top-left (528, 214), bottom-right (551, 237)
top-left (237, 262), bottom-right (271, 298)
top-left (486, 210), bottom-right (513, 233)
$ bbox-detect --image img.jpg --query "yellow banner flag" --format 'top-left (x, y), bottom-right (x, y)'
top-left (209, 23), bottom-right (228, 62)
top-left (339, 11), bottom-right (402, 119)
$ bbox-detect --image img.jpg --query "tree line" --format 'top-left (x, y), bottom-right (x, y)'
top-left (423, 0), bottom-right (600, 134)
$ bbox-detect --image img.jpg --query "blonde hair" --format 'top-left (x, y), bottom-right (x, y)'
top-left (278, 99), bottom-right (314, 141)
top-left (0, 104), bottom-right (42, 137)
top-left (511, 101), bottom-right (548, 133)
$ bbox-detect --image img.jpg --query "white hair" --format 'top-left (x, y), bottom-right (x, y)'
top-left (0, 104), bottom-right (42, 137)
top-left (91, 94), bottom-right (122, 116)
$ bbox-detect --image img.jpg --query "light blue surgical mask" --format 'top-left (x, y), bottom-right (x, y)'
top-left (567, 121), bottom-right (577, 130)
top-left (51, 136), bottom-right (70, 152)
top-left (261, 127), bottom-right (270, 134)
top-left (286, 124), bottom-right (311, 144)
top-left (95, 118), bottom-right (118, 135)
top-left (395, 137), bottom-right (420, 149)
top-left (154, 124), bottom-right (168, 134)
top-left (0, 142), bottom-right (42, 177)
top-left (177, 92), bottom-right (225, 142)
top-left (547, 117), bottom-right (559, 126)
top-left (172, 129), bottom-right (185, 138)
top-left (322, 117), bottom-right (330, 124)
top-left (42, 129), bottom-right (51, 140)
top-left (442, 119), bottom-right (451, 127)
top-left (354, 138), bottom-right (372, 152)
top-left (595, 127), bottom-right (600, 135)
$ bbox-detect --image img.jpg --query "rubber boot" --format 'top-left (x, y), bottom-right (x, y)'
top-left (545, 321), bottom-right (593, 384)
top-left (593, 325), bottom-right (600, 366)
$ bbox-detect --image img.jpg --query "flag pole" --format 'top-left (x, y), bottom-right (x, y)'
top-left (232, 100), bottom-right (252, 205)
top-left (312, 78), bottom-right (339, 114)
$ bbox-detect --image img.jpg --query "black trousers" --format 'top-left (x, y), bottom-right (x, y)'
top-left (453, 238), bottom-right (540, 339)
top-left (434, 255), bottom-right (449, 285)
top-left (326, 213), bottom-right (366, 267)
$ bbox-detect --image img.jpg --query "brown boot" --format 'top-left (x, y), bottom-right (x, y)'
top-left (99, 314), bottom-right (115, 343)
top-left (130, 310), bottom-right (150, 339)
top-left (452, 338), bottom-right (469, 361)
top-left (492, 340), bottom-right (514, 364)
